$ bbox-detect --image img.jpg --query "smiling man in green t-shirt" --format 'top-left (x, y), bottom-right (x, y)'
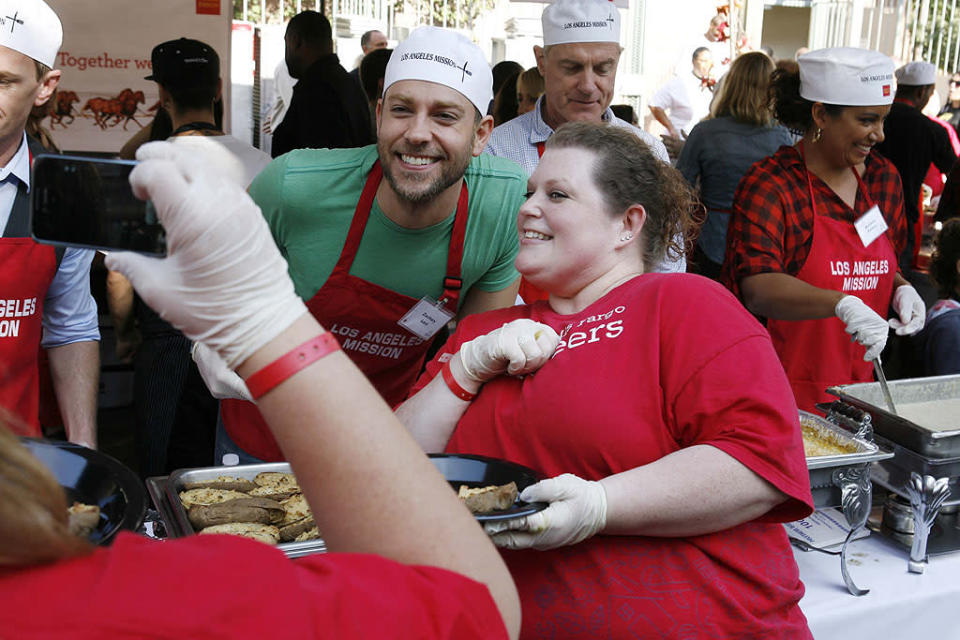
top-left (210, 26), bottom-right (527, 463)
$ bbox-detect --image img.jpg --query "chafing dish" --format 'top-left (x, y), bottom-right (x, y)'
top-left (148, 462), bottom-right (326, 559)
top-left (803, 409), bottom-right (892, 510)
top-left (828, 376), bottom-right (960, 573)
top-left (828, 375), bottom-right (960, 458)
top-left (800, 408), bottom-right (893, 595)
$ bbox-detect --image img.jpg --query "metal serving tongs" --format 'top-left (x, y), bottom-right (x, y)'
top-left (873, 355), bottom-right (897, 415)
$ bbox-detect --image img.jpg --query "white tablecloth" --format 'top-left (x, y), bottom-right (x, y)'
top-left (795, 533), bottom-right (960, 639)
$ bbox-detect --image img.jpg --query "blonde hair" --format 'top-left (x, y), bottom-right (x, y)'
top-left (0, 415), bottom-right (92, 566)
top-left (710, 51), bottom-right (776, 126)
top-left (516, 67), bottom-right (544, 100)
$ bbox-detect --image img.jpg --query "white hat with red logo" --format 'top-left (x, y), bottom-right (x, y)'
top-left (798, 47), bottom-right (895, 106)
top-left (383, 26), bottom-right (492, 115)
top-left (542, 0), bottom-right (620, 46)
top-left (895, 61), bottom-right (937, 86)
top-left (0, 0), bottom-right (62, 68)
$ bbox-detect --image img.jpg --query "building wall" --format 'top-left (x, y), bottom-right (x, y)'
top-left (761, 6), bottom-right (811, 62)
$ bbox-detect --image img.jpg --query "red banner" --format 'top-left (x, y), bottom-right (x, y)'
top-left (196, 0), bottom-right (220, 14)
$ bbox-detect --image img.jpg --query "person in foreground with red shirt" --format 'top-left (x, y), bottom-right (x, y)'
top-left (722, 47), bottom-right (925, 412)
top-left (0, 140), bottom-right (520, 640)
top-left (397, 122), bottom-right (815, 639)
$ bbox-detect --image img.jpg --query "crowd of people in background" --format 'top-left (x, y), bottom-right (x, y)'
top-left (7, 0), bottom-right (960, 637)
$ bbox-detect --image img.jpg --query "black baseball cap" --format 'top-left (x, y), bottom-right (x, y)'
top-left (144, 38), bottom-right (219, 87)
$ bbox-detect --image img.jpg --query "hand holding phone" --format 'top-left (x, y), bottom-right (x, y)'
top-left (31, 154), bottom-right (166, 256)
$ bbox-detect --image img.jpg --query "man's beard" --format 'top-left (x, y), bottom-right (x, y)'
top-left (377, 139), bottom-right (473, 204)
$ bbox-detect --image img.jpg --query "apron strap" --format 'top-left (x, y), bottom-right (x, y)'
top-left (332, 160), bottom-right (469, 314)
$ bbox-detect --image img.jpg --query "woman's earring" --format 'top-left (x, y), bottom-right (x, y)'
top-left (813, 127), bottom-right (823, 143)
top-left (621, 233), bottom-right (633, 241)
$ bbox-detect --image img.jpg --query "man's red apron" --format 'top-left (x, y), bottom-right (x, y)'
top-left (766, 147), bottom-right (897, 412)
top-left (0, 240), bottom-right (58, 436)
top-left (221, 161), bottom-right (469, 460)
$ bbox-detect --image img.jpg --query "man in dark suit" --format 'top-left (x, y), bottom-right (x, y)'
top-left (271, 11), bottom-right (373, 157)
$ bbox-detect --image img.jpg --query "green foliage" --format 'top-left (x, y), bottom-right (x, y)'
top-left (911, 0), bottom-right (960, 72)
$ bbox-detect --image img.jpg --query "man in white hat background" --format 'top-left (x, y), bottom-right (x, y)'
top-left (200, 26), bottom-right (527, 465)
top-left (877, 60), bottom-right (956, 285)
top-left (484, 0), bottom-right (682, 293)
top-left (0, 0), bottom-right (99, 448)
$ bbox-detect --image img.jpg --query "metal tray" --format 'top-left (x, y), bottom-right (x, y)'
top-left (801, 411), bottom-right (893, 509)
top-left (828, 375), bottom-right (960, 458)
top-left (160, 462), bottom-right (327, 559)
top-left (870, 435), bottom-right (960, 507)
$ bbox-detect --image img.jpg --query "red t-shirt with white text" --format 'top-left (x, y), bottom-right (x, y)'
top-left (412, 274), bottom-right (814, 639)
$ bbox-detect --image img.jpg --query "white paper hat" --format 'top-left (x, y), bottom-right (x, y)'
top-left (383, 26), bottom-right (492, 115)
top-left (895, 61), bottom-right (936, 86)
top-left (0, 0), bottom-right (62, 68)
top-left (798, 47), bottom-right (894, 106)
top-left (542, 0), bottom-right (620, 46)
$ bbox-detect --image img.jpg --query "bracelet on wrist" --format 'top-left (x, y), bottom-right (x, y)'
top-left (441, 359), bottom-right (477, 401)
top-left (245, 332), bottom-right (340, 400)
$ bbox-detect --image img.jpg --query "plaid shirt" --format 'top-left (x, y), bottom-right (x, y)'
top-left (722, 145), bottom-right (907, 298)
top-left (485, 96), bottom-right (684, 273)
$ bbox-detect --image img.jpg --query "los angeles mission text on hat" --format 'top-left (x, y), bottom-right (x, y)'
top-left (860, 73), bottom-right (893, 82)
top-left (562, 20), bottom-right (611, 29)
top-left (399, 51), bottom-right (472, 77)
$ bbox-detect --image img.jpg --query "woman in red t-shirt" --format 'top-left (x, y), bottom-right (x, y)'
top-left (0, 139), bottom-right (520, 640)
top-left (398, 122), bottom-right (815, 639)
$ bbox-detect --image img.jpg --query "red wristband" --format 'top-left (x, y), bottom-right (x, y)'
top-left (441, 359), bottom-right (477, 401)
top-left (245, 333), bottom-right (340, 400)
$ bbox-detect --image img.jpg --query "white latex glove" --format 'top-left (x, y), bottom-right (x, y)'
top-left (458, 319), bottom-right (560, 384)
top-left (105, 140), bottom-right (307, 368)
top-left (888, 284), bottom-right (926, 336)
top-left (834, 295), bottom-right (889, 361)
top-left (192, 342), bottom-right (253, 401)
top-left (483, 473), bottom-right (607, 551)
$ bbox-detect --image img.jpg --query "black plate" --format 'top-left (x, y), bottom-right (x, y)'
top-left (429, 453), bottom-right (548, 522)
top-left (21, 438), bottom-right (147, 545)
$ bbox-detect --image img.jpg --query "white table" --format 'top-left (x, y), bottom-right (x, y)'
top-left (795, 533), bottom-right (960, 639)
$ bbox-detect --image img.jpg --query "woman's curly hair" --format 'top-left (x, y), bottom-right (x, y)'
top-left (769, 66), bottom-right (843, 136)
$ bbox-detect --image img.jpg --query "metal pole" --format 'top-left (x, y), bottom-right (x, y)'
top-left (243, 0), bottom-right (248, 21)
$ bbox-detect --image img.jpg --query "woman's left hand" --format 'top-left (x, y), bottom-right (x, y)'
top-left (888, 284), bottom-right (926, 335)
top-left (483, 474), bottom-right (607, 551)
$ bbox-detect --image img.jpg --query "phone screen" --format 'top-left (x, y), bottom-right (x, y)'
top-left (31, 154), bottom-right (166, 256)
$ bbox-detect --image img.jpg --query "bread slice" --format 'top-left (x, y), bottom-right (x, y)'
top-left (67, 502), bottom-right (100, 537)
top-left (182, 476), bottom-right (258, 492)
top-left (178, 488), bottom-right (250, 509)
top-left (199, 522), bottom-right (280, 545)
top-left (253, 472), bottom-right (299, 491)
top-left (458, 482), bottom-right (518, 514)
top-left (279, 493), bottom-right (311, 525)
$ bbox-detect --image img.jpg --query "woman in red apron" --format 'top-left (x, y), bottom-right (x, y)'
top-left (722, 47), bottom-right (925, 412)
top-left (398, 123), bottom-right (815, 639)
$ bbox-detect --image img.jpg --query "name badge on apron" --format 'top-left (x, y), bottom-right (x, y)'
top-left (398, 296), bottom-right (455, 340)
top-left (853, 205), bottom-right (888, 248)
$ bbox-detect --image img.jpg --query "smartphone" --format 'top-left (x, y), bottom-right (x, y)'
top-left (31, 154), bottom-right (166, 256)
